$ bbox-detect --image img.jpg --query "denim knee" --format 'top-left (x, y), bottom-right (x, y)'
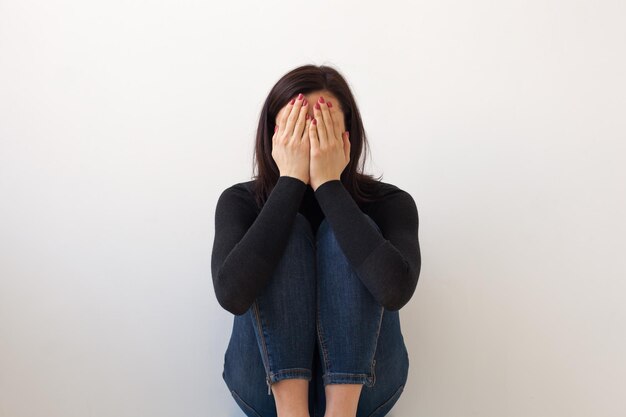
top-left (251, 211), bottom-right (317, 395)
top-left (315, 213), bottom-right (385, 388)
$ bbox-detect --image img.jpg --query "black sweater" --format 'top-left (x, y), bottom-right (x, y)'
top-left (211, 176), bottom-right (421, 316)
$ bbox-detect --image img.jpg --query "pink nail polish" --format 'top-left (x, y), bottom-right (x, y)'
top-left (290, 98), bottom-right (295, 104)
top-left (315, 103), bottom-right (320, 109)
top-left (318, 96), bottom-right (325, 103)
top-left (327, 101), bottom-right (332, 108)
top-left (312, 118), bottom-right (317, 125)
top-left (297, 93), bottom-right (303, 100)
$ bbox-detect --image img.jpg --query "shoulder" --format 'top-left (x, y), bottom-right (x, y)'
top-left (219, 179), bottom-right (254, 195)
top-left (365, 180), bottom-right (418, 216)
top-left (372, 179), bottom-right (402, 195)
top-left (216, 180), bottom-right (257, 210)
top-left (370, 180), bottom-right (415, 203)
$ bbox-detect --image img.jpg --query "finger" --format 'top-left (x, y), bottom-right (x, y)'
top-left (313, 101), bottom-right (328, 145)
top-left (293, 97), bottom-right (309, 140)
top-left (318, 96), bottom-right (336, 142)
top-left (302, 117), bottom-right (312, 145)
top-left (309, 116), bottom-right (319, 152)
top-left (284, 93), bottom-right (305, 141)
top-left (343, 131), bottom-right (351, 162)
top-left (276, 102), bottom-right (291, 137)
top-left (327, 99), bottom-right (343, 140)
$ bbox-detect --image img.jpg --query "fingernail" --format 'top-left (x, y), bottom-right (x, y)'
top-left (327, 101), bottom-right (332, 108)
top-left (274, 126), bottom-right (278, 132)
top-left (318, 96), bottom-right (325, 103)
top-left (315, 103), bottom-right (320, 109)
top-left (312, 118), bottom-right (317, 125)
top-left (297, 93), bottom-right (303, 100)
top-left (290, 98), bottom-right (295, 104)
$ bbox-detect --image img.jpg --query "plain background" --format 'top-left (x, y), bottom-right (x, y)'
top-left (1, 1), bottom-right (625, 416)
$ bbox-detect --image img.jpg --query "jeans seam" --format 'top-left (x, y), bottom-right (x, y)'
top-left (316, 286), bottom-right (331, 378)
top-left (370, 305), bottom-right (385, 386)
top-left (251, 299), bottom-right (273, 395)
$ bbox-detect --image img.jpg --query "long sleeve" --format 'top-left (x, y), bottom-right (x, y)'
top-left (211, 175), bottom-right (308, 315)
top-left (314, 180), bottom-right (421, 311)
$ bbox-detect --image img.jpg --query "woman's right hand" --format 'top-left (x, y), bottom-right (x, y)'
top-left (272, 93), bottom-right (312, 184)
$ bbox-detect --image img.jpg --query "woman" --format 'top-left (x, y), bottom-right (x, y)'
top-left (211, 64), bottom-right (421, 417)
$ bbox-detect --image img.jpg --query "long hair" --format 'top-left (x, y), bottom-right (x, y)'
top-left (250, 64), bottom-right (384, 209)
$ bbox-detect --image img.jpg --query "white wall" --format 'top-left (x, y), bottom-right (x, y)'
top-left (1, 1), bottom-right (624, 416)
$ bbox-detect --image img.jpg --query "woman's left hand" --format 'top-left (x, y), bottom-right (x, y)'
top-left (309, 96), bottom-right (350, 191)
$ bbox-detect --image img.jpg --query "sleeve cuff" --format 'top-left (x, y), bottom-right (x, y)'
top-left (278, 175), bottom-right (308, 188)
top-left (314, 179), bottom-right (343, 196)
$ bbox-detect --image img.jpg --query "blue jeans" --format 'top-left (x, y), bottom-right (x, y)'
top-left (222, 213), bottom-right (410, 417)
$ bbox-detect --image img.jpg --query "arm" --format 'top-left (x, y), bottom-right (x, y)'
top-left (314, 180), bottom-right (421, 311)
top-left (211, 175), bottom-right (308, 315)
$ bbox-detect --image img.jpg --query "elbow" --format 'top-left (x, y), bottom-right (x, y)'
top-left (216, 294), bottom-right (248, 316)
top-left (381, 265), bottom-right (420, 312)
top-left (213, 271), bottom-right (253, 316)
top-left (215, 289), bottom-right (252, 316)
top-left (382, 300), bottom-right (405, 312)
top-left (381, 291), bottom-right (412, 312)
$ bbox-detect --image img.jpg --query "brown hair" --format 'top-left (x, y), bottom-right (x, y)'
top-left (250, 64), bottom-right (384, 209)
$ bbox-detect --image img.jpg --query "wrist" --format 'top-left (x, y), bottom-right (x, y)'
top-left (280, 174), bottom-right (308, 185)
top-left (312, 178), bottom-right (341, 192)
